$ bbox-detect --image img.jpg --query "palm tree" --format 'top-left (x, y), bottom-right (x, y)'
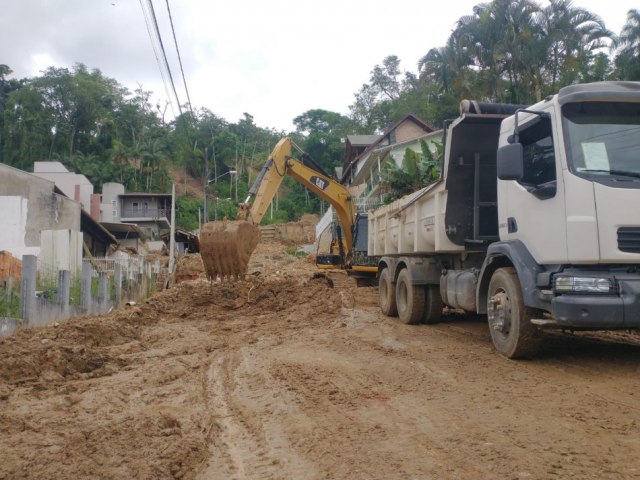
top-left (418, 36), bottom-right (473, 98)
top-left (613, 9), bottom-right (640, 80)
top-left (140, 139), bottom-right (165, 192)
top-left (536, 0), bottom-right (614, 92)
top-left (620, 9), bottom-right (640, 53)
top-left (447, 0), bottom-right (540, 102)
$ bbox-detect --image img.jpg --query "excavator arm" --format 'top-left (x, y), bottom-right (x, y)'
top-left (241, 137), bottom-right (355, 259)
top-left (200, 137), bottom-right (355, 282)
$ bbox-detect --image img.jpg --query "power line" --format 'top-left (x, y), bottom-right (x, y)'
top-left (145, 0), bottom-right (183, 117)
top-left (165, 0), bottom-right (194, 117)
top-left (138, 0), bottom-right (176, 118)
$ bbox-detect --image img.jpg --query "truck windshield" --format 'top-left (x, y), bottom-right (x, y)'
top-left (563, 102), bottom-right (640, 180)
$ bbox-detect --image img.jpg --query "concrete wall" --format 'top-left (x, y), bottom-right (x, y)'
top-left (0, 164), bottom-right (81, 257)
top-left (0, 196), bottom-right (39, 257)
top-left (100, 182), bottom-right (125, 222)
top-left (39, 230), bottom-right (83, 274)
top-left (33, 161), bottom-right (93, 211)
top-left (274, 223), bottom-right (315, 244)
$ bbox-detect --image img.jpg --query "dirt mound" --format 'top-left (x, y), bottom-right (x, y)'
top-left (2, 237), bottom-right (640, 479)
top-left (174, 253), bottom-right (205, 283)
top-left (0, 242), bottom-right (342, 479)
top-left (169, 165), bottom-right (204, 199)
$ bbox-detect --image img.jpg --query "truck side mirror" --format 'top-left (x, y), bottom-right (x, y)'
top-left (497, 143), bottom-right (524, 181)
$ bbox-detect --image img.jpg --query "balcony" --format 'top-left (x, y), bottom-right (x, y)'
top-left (121, 207), bottom-right (170, 220)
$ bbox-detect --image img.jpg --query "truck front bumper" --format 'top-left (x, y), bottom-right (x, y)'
top-left (550, 274), bottom-right (640, 329)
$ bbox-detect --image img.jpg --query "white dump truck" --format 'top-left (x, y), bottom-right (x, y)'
top-left (369, 81), bottom-right (640, 358)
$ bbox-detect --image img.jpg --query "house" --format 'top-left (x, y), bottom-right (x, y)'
top-left (161, 228), bottom-right (200, 254)
top-left (316, 114), bottom-right (443, 244)
top-left (0, 163), bottom-right (116, 270)
top-left (33, 161), bottom-right (94, 212)
top-left (96, 182), bottom-right (172, 241)
top-left (341, 113), bottom-right (441, 205)
top-left (341, 135), bottom-right (382, 178)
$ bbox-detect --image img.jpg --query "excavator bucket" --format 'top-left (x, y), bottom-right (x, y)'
top-left (200, 220), bottom-right (261, 281)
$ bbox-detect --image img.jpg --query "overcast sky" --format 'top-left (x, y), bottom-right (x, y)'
top-left (0, 0), bottom-right (636, 131)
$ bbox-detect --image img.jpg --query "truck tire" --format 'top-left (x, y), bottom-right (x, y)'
top-left (423, 285), bottom-right (443, 324)
top-left (487, 267), bottom-right (543, 359)
top-left (379, 267), bottom-right (398, 317)
top-left (396, 269), bottom-right (425, 324)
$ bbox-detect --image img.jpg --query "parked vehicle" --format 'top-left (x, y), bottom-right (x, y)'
top-left (368, 81), bottom-right (640, 358)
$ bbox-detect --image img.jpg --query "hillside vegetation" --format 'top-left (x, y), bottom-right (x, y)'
top-left (1, 2), bottom-right (638, 229)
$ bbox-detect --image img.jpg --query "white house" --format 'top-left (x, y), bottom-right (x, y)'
top-left (316, 114), bottom-right (443, 247)
top-left (33, 161), bottom-right (94, 212)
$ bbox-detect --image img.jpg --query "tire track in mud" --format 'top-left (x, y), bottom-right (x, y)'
top-left (319, 308), bottom-right (640, 479)
top-left (199, 346), bottom-right (317, 479)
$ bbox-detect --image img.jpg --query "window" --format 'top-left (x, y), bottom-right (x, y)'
top-left (518, 116), bottom-right (557, 198)
top-left (563, 102), bottom-right (640, 188)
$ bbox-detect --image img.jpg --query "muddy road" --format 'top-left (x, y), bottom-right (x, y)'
top-left (1, 242), bottom-right (639, 479)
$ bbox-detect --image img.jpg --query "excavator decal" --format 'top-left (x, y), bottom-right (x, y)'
top-left (310, 176), bottom-right (329, 191)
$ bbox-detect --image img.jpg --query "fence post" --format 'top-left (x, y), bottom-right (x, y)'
top-left (20, 255), bottom-right (37, 325)
top-left (115, 262), bottom-right (122, 307)
top-left (98, 272), bottom-right (108, 313)
top-left (81, 262), bottom-right (92, 314)
top-left (57, 270), bottom-right (70, 317)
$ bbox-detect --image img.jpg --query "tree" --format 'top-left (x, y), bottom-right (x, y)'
top-left (379, 140), bottom-right (442, 203)
top-left (293, 109), bottom-right (354, 175)
top-left (537, 0), bottom-right (614, 93)
top-left (614, 9), bottom-right (640, 80)
top-left (349, 56), bottom-right (416, 131)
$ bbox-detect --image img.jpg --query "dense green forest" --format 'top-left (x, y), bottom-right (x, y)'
top-left (1, 1), bottom-right (639, 230)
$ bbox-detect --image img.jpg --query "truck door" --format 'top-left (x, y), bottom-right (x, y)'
top-left (499, 112), bottom-right (567, 263)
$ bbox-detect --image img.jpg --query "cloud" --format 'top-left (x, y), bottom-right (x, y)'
top-left (1, 0), bottom-right (635, 131)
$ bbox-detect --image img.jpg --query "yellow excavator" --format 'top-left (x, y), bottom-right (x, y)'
top-left (200, 137), bottom-right (375, 281)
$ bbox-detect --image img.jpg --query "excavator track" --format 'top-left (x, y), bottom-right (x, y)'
top-left (200, 220), bottom-right (261, 281)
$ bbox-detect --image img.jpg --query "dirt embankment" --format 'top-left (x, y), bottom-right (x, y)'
top-left (1, 241), bottom-right (640, 479)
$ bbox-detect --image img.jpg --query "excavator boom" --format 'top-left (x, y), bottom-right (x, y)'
top-left (245, 137), bottom-right (355, 253)
top-left (200, 137), bottom-right (356, 281)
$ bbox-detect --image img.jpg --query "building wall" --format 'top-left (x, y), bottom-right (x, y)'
top-left (40, 230), bottom-right (83, 273)
top-left (121, 196), bottom-right (162, 218)
top-left (33, 161), bottom-right (93, 211)
top-left (0, 165), bottom-right (81, 257)
top-left (100, 182), bottom-right (125, 222)
top-left (395, 122), bottom-right (428, 144)
top-left (0, 196), bottom-right (39, 257)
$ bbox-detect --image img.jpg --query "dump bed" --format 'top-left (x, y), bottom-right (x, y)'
top-left (368, 110), bottom-right (514, 257)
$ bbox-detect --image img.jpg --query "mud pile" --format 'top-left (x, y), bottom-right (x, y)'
top-left (0, 246), bottom-right (343, 479)
top-left (200, 220), bottom-right (261, 280)
top-left (174, 253), bottom-right (205, 283)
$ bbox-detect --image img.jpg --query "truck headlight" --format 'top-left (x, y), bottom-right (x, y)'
top-left (553, 276), bottom-right (616, 294)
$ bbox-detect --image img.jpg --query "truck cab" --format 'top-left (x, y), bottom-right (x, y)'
top-left (486, 82), bottom-right (640, 353)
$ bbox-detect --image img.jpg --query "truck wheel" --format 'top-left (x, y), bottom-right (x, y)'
top-left (396, 269), bottom-right (425, 324)
top-left (487, 267), bottom-right (543, 359)
top-left (423, 285), bottom-right (443, 324)
top-left (379, 267), bottom-right (398, 317)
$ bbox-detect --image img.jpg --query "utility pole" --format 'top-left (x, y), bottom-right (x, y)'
top-left (203, 147), bottom-right (209, 223)
top-left (167, 183), bottom-right (176, 285)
